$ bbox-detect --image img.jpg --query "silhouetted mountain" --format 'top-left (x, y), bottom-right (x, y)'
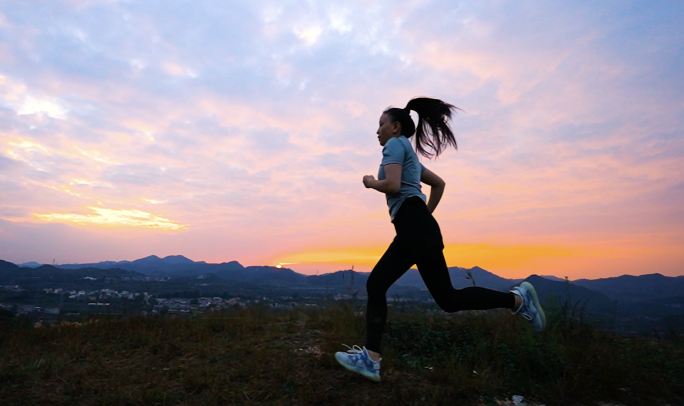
top-left (213, 266), bottom-right (307, 286)
top-left (305, 270), bottom-right (369, 288)
top-left (130, 255), bottom-right (197, 267)
top-left (18, 262), bottom-right (42, 268)
top-left (131, 255), bottom-right (164, 266)
top-left (572, 273), bottom-right (684, 302)
top-left (524, 275), bottom-right (614, 311)
top-left (0, 259), bottom-right (21, 274)
top-left (57, 256), bottom-right (244, 278)
top-left (22, 257), bottom-right (522, 293)
top-left (0, 263), bottom-right (144, 286)
top-left (161, 255), bottom-right (196, 265)
top-left (58, 260), bottom-right (130, 270)
top-left (539, 275), bottom-right (567, 282)
top-left (5, 256), bottom-right (684, 311)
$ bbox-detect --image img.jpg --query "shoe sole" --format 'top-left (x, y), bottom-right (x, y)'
top-left (521, 281), bottom-right (546, 332)
top-left (334, 353), bottom-right (381, 382)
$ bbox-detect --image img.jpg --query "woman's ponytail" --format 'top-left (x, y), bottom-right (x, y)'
top-left (385, 97), bottom-right (459, 158)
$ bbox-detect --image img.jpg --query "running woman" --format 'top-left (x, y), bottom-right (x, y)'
top-left (334, 97), bottom-right (546, 382)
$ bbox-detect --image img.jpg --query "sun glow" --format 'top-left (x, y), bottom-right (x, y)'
top-left (442, 244), bottom-right (576, 270)
top-left (277, 248), bottom-right (386, 265)
top-left (277, 243), bottom-right (580, 277)
top-left (33, 207), bottom-right (187, 231)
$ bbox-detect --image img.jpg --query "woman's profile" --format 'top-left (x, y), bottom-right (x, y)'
top-left (334, 97), bottom-right (546, 382)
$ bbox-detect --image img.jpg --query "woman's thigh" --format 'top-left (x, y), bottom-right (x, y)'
top-left (393, 197), bottom-right (444, 256)
top-left (366, 236), bottom-right (416, 295)
top-left (416, 249), bottom-right (453, 297)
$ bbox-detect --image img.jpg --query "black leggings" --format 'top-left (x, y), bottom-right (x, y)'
top-left (365, 197), bottom-right (515, 353)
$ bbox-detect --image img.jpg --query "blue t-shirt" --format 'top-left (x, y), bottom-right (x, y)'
top-left (378, 136), bottom-right (427, 221)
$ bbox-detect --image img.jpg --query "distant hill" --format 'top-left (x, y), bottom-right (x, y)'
top-left (572, 273), bottom-right (684, 302)
top-left (154, 255), bottom-right (196, 265)
top-left (0, 259), bottom-right (21, 274)
top-left (539, 275), bottom-right (567, 282)
top-left (0, 261), bottom-right (145, 287)
top-left (5, 256), bottom-right (684, 308)
top-left (524, 275), bottom-right (615, 311)
top-left (57, 255), bottom-right (244, 278)
top-left (305, 270), bottom-right (368, 288)
top-left (18, 261), bottom-right (42, 268)
top-left (214, 266), bottom-right (308, 286)
top-left (14, 257), bottom-right (520, 292)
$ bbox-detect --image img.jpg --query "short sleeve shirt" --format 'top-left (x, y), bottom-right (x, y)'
top-left (377, 136), bottom-right (427, 221)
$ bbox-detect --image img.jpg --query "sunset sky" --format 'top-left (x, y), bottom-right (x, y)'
top-left (1, 1), bottom-right (682, 279)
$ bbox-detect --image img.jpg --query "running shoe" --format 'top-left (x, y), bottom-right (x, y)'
top-left (511, 281), bottom-right (546, 332)
top-left (334, 344), bottom-right (381, 382)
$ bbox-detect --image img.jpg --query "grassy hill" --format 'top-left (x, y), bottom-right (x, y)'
top-left (1, 303), bottom-right (683, 406)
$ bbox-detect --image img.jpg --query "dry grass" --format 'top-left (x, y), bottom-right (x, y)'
top-left (1, 303), bottom-right (683, 406)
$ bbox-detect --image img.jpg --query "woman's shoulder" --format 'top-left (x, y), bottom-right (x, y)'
top-left (396, 136), bottom-right (418, 155)
top-left (386, 136), bottom-right (402, 145)
top-left (382, 136), bottom-right (403, 152)
top-left (383, 136), bottom-right (416, 160)
top-left (384, 136), bottom-right (411, 148)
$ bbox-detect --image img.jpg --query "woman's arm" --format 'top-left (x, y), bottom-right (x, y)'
top-left (363, 164), bottom-right (402, 194)
top-left (421, 167), bottom-right (445, 213)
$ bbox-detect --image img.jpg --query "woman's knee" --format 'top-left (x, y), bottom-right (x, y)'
top-left (366, 275), bottom-right (389, 298)
top-left (431, 290), bottom-right (464, 313)
top-left (434, 299), bottom-right (460, 313)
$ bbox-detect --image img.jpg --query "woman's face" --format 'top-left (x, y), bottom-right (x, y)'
top-left (376, 113), bottom-right (399, 146)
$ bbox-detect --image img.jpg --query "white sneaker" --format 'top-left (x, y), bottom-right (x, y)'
top-left (334, 344), bottom-right (381, 382)
top-left (511, 281), bottom-right (546, 332)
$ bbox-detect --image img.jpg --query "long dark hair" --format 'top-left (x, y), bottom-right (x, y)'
top-left (384, 97), bottom-right (460, 158)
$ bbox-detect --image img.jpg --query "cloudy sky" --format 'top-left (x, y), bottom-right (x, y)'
top-left (1, 0), bottom-right (682, 279)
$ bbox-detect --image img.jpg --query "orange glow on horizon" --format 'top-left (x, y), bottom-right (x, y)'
top-left (276, 247), bottom-right (388, 266)
top-left (277, 241), bottom-right (684, 279)
top-left (277, 243), bottom-right (573, 264)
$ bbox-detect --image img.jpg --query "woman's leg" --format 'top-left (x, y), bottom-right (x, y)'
top-left (416, 248), bottom-right (515, 312)
top-left (365, 236), bottom-right (415, 353)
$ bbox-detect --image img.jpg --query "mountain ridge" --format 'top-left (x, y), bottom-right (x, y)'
top-left (4, 257), bottom-right (683, 307)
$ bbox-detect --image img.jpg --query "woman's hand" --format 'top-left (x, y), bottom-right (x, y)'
top-left (363, 165), bottom-right (401, 194)
top-left (363, 175), bottom-right (376, 188)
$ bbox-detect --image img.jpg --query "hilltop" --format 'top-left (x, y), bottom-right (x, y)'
top-left (1, 305), bottom-right (682, 406)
